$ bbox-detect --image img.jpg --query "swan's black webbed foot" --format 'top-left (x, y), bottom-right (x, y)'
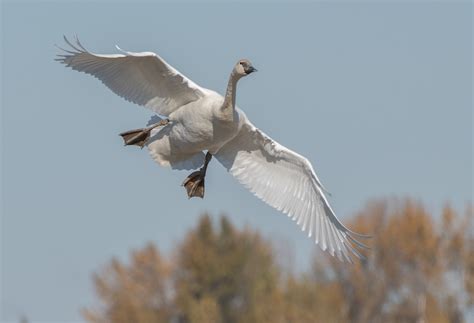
top-left (119, 119), bottom-right (169, 148)
top-left (182, 170), bottom-right (206, 198)
top-left (182, 152), bottom-right (212, 199)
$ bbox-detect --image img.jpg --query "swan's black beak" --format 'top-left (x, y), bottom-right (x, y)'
top-left (245, 66), bottom-right (257, 74)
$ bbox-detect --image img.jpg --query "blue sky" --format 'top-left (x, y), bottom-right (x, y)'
top-left (1, 1), bottom-right (472, 321)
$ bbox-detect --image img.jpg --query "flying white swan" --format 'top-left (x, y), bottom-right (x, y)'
top-left (56, 36), bottom-right (369, 262)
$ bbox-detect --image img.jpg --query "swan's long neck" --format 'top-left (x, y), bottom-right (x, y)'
top-left (221, 71), bottom-right (240, 116)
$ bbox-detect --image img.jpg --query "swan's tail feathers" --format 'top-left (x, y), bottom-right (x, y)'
top-left (148, 148), bottom-right (206, 171)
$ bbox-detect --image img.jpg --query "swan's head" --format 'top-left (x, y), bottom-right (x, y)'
top-left (234, 59), bottom-right (257, 77)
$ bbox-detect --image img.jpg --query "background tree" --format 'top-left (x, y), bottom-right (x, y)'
top-left (285, 199), bottom-right (473, 323)
top-left (174, 215), bottom-right (284, 323)
top-left (82, 244), bottom-right (172, 323)
top-left (82, 215), bottom-right (284, 323)
top-left (82, 200), bottom-right (473, 323)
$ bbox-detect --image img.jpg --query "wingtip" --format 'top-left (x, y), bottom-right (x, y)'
top-left (322, 186), bottom-right (332, 197)
top-left (348, 230), bottom-right (373, 239)
top-left (74, 35), bottom-right (88, 52)
top-left (63, 34), bottom-right (81, 52)
top-left (347, 234), bottom-right (371, 250)
top-left (115, 45), bottom-right (127, 54)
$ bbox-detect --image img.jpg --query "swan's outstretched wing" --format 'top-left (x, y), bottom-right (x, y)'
top-left (215, 119), bottom-right (369, 262)
top-left (56, 36), bottom-right (206, 116)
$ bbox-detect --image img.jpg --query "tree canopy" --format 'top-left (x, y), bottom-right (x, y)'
top-left (82, 199), bottom-right (473, 323)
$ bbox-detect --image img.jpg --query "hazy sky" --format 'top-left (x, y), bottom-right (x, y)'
top-left (1, 1), bottom-right (472, 321)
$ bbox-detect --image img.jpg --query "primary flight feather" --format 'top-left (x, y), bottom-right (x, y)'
top-left (56, 36), bottom-right (369, 262)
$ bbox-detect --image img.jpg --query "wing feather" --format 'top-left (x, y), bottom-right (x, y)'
top-left (215, 118), bottom-right (369, 262)
top-left (56, 36), bottom-right (206, 116)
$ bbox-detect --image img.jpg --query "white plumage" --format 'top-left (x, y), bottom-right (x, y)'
top-left (57, 36), bottom-right (368, 262)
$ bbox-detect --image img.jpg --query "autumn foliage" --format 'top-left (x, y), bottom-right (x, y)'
top-left (82, 199), bottom-right (473, 323)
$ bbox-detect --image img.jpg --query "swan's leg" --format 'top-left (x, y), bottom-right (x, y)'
top-left (119, 119), bottom-right (169, 148)
top-left (182, 152), bottom-right (213, 199)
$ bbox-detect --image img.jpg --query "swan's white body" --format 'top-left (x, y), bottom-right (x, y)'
top-left (57, 36), bottom-right (368, 262)
top-left (147, 91), bottom-right (243, 170)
